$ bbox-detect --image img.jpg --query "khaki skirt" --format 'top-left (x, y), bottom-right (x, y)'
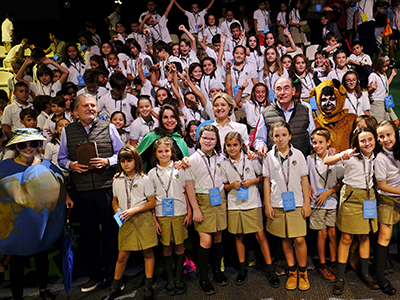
top-left (266, 207), bottom-right (306, 238)
top-left (377, 194), bottom-right (400, 225)
top-left (289, 26), bottom-right (305, 44)
top-left (228, 207), bottom-right (263, 234)
top-left (118, 210), bottom-right (158, 251)
top-left (370, 100), bottom-right (398, 123)
top-left (194, 192), bottom-right (227, 233)
top-left (157, 215), bottom-right (188, 246)
top-left (278, 27), bottom-right (289, 43)
top-left (336, 184), bottom-right (378, 234)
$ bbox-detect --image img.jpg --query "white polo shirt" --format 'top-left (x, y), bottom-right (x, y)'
top-left (262, 68), bottom-right (289, 91)
top-left (368, 72), bottom-right (388, 101)
top-left (129, 115), bottom-right (159, 143)
top-left (37, 111), bottom-right (50, 130)
top-left (114, 33), bottom-right (129, 44)
top-left (307, 152), bottom-right (344, 209)
top-left (187, 149), bottom-right (225, 194)
top-left (241, 101), bottom-right (266, 128)
top-left (211, 119), bottom-right (249, 147)
top-left (126, 53), bottom-right (153, 78)
top-left (77, 86), bottom-right (108, 102)
top-left (113, 173), bottom-right (155, 210)
top-left (289, 9), bottom-right (301, 23)
top-left (1, 18), bottom-right (13, 42)
top-left (179, 49), bottom-right (200, 71)
top-left (375, 149), bottom-right (400, 197)
top-left (254, 9), bottom-right (270, 32)
top-left (343, 91), bottom-right (370, 116)
top-left (356, 0), bottom-right (374, 25)
top-left (348, 53), bottom-right (372, 66)
top-left (2, 101), bottom-right (33, 129)
top-left (61, 59), bottom-right (88, 86)
top-left (148, 16), bottom-right (172, 44)
top-left (148, 162), bottom-right (189, 217)
top-left (341, 153), bottom-right (375, 190)
top-left (219, 18), bottom-right (241, 39)
top-left (221, 152), bottom-right (262, 210)
top-left (30, 81), bottom-right (62, 97)
top-left (202, 26), bottom-right (222, 44)
top-left (327, 67), bottom-right (350, 83)
top-left (277, 12), bottom-right (287, 26)
top-left (296, 72), bottom-right (315, 99)
top-left (263, 145), bottom-right (309, 208)
top-left (185, 9), bottom-right (207, 33)
top-left (230, 63), bottom-right (258, 97)
top-left (246, 47), bottom-right (265, 72)
top-left (127, 32), bottom-right (149, 53)
top-left (107, 12), bottom-right (121, 31)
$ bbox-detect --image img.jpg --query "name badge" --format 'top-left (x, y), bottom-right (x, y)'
top-left (316, 188), bottom-right (327, 207)
top-left (195, 25), bottom-right (199, 33)
top-left (258, 71), bottom-right (262, 81)
top-left (282, 191), bottom-right (296, 211)
top-left (264, 25), bottom-right (269, 34)
top-left (80, 44), bottom-right (87, 51)
top-left (53, 54), bottom-right (59, 61)
top-left (385, 95), bottom-right (395, 109)
top-left (361, 13), bottom-right (369, 22)
top-left (363, 200), bottom-right (376, 219)
top-left (162, 198), bottom-right (174, 216)
top-left (269, 90), bottom-right (275, 102)
top-left (209, 187), bottom-right (222, 206)
top-left (353, 6), bottom-right (356, 12)
top-left (237, 186), bottom-right (249, 200)
top-left (114, 209), bottom-right (125, 227)
top-left (233, 85), bottom-right (241, 98)
top-left (142, 69), bottom-right (150, 78)
top-left (77, 75), bottom-right (85, 87)
top-left (316, 4), bottom-right (321, 12)
top-left (310, 96), bottom-right (318, 110)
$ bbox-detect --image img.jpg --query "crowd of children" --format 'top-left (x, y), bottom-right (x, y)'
top-left (2, 0), bottom-right (400, 299)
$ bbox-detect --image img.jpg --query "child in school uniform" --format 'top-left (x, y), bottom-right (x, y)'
top-left (185, 124), bottom-right (228, 295)
top-left (325, 127), bottom-right (379, 295)
top-left (221, 131), bottom-right (279, 286)
top-left (307, 128), bottom-right (343, 282)
top-left (263, 120), bottom-right (311, 291)
top-left (148, 137), bottom-right (193, 296)
top-left (105, 145), bottom-right (158, 300)
top-left (374, 120), bottom-right (400, 295)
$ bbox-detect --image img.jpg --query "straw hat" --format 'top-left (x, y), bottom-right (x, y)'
top-left (6, 128), bottom-right (46, 147)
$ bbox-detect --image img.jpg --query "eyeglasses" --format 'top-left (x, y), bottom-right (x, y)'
top-left (201, 136), bottom-right (217, 142)
top-left (345, 79), bottom-right (357, 83)
top-left (16, 140), bottom-right (41, 151)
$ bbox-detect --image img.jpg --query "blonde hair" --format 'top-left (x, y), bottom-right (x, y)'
top-left (211, 93), bottom-right (236, 115)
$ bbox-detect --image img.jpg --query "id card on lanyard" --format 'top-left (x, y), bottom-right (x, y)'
top-left (229, 154), bottom-right (248, 200)
top-left (362, 157), bottom-right (376, 219)
top-left (314, 154), bottom-right (330, 207)
top-left (201, 154), bottom-right (222, 206)
top-left (156, 167), bottom-right (175, 216)
top-left (233, 65), bottom-right (244, 98)
top-left (277, 151), bottom-right (296, 210)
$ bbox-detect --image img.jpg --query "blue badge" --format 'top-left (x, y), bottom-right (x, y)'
top-left (114, 209), bottom-right (125, 227)
top-left (310, 96), bottom-right (318, 110)
top-left (53, 54), bottom-right (59, 61)
top-left (258, 71), bottom-right (262, 81)
top-left (77, 75), bottom-right (85, 87)
top-left (316, 188), bottom-right (327, 207)
top-left (385, 95), bottom-right (395, 109)
top-left (233, 85), bottom-right (241, 98)
top-left (162, 198), bottom-right (174, 216)
top-left (269, 90), bottom-right (275, 102)
top-left (209, 187), bottom-right (222, 206)
top-left (237, 186), bottom-right (249, 200)
top-left (264, 25), bottom-right (269, 34)
top-left (316, 4), bottom-right (321, 12)
top-left (363, 200), bottom-right (377, 219)
top-left (142, 69), bottom-right (150, 78)
top-left (282, 191), bottom-right (296, 211)
top-left (353, 6), bottom-right (356, 12)
top-left (195, 24), bottom-right (199, 33)
top-left (80, 44), bottom-right (87, 51)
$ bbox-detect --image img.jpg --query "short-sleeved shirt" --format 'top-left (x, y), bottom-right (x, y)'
top-left (126, 53), bottom-right (153, 78)
top-left (254, 9), bottom-right (270, 31)
top-left (277, 12), bottom-right (287, 26)
top-left (375, 149), bottom-right (400, 197)
top-left (1, 102), bottom-right (33, 129)
top-left (1, 18), bottom-right (13, 42)
top-left (341, 153), bottom-right (374, 190)
top-left (113, 173), bottom-right (155, 211)
top-left (348, 53), bottom-right (372, 66)
top-left (107, 12), bottom-right (121, 31)
top-left (76, 86), bottom-right (108, 103)
top-left (343, 91), bottom-right (370, 115)
top-left (289, 9), bottom-right (301, 23)
top-left (263, 145), bottom-right (308, 208)
top-left (246, 47), bottom-right (265, 72)
top-left (202, 26), bottom-right (222, 44)
top-left (61, 60), bottom-right (88, 86)
top-left (179, 49), bottom-right (200, 71)
top-left (148, 16), bottom-right (172, 44)
top-left (185, 9), bottom-right (207, 33)
top-left (327, 67), bottom-right (351, 83)
top-left (219, 18), bottom-right (241, 39)
top-left (29, 81), bottom-right (62, 98)
top-left (148, 162), bottom-right (188, 217)
top-left (4, 44), bottom-right (23, 63)
top-left (368, 72), bottom-right (388, 101)
top-left (230, 63), bottom-right (258, 96)
top-left (356, 0), bottom-right (375, 25)
top-left (129, 115), bottom-right (159, 143)
top-left (262, 68), bottom-right (289, 91)
top-left (127, 32), bottom-right (149, 53)
top-left (296, 72), bottom-right (316, 99)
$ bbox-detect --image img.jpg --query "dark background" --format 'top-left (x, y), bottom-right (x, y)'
top-left (0, 0), bottom-right (282, 50)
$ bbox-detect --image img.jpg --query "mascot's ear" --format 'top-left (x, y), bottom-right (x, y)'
top-left (332, 78), bottom-right (347, 96)
top-left (309, 87), bottom-right (316, 99)
top-left (332, 79), bottom-right (341, 89)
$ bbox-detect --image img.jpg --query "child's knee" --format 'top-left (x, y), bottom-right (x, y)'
top-left (294, 236), bottom-right (306, 247)
top-left (255, 231), bottom-right (267, 243)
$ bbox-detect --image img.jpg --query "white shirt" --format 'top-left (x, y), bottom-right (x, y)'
top-left (114, 33), bottom-right (129, 44)
top-left (179, 49), bottom-right (199, 71)
top-left (139, 11), bottom-right (162, 25)
top-left (307, 152), bottom-right (344, 209)
top-left (262, 68), bottom-right (289, 91)
top-left (127, 32), bottom-right (149, 53)
top-left (327, 67), bottom-right (350, 83)
top-left (343, 91), bottom-right (370, 115)
top-left (97, 91), bottom-right (138, 129)
top-left (348, 53), bottom-right (372, 66)
top-left (296, 72), bottom-right (315, 99)
top-left (148, 162), bottom-right (188, 217)
top-left (127, 53), bottom-right (153, 78)
top-left (277, 12), bottom-right (287, 26)
top-left (4, 44), bottom-right (22, 63)
top-left (37, 111), bottom-right (50, 130)
top-left (129, 115), bottom-right (159, 143)
top-left (375, 149), bottom-right (400, 197)
top-left (187, 149), bottom-right (225, 193)
top-left (202, 26), bottom-right (222, 44)
top-left (113, 173), bottom-right (155, 211)
top-left (369, 72), bottom-right (388, 101)
top-left (254, 9), bottom-right (270, 31)
top-left (356, 0), bottom-right (374, 25)
top-left (33, 63), bottom-right (57, 84)
top-left (185, 9), bottom-right (207, 33)
top-left (29, 81), bottom-right (62, 98)
top-left (77, 86), bottom-right (108, 102)
top-left (246, 47), bottom-right (265, 72)
top-left (200, 68), bottom-right (223, 99)
top-left (147, 16), bottom-right (172, 44)
top-left (221, 152), bottom-right (262, 210)
top-left (263, 145), bottom-right (308, 208)
top-left (181, 106), bottom-right (205, 123)
top-left (341, 154), bottom-right (374, 190)
top-left (224, 37), bottom-right (246, 53)
top-left (83, 45), bottom-right (101, 66)
top-left (212, 119), bottom-right (249, 146)
top-left (289, 9), bottom-right (301, 23)
top-left (107, 12), bottom-right (121, 31)
top-left (219, 18), bottom-right (241, 39)
top-left (241, 101), bottom-right (267, 128)
top-left (1, 18), bottom-right (13, 42)
top-left (230, 63), bottom-right (258, 97)
top-left (2, 102), bottom-right (33, 129)
top-left (61, 60), bottom-right (88, 86)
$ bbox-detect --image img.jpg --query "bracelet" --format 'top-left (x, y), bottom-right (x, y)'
top-left (239, 86), bottom-right (245, 91)
top-left (225, 70), bottom-right (231, 74)
top-left (138, 62), bottom-right (142, 65)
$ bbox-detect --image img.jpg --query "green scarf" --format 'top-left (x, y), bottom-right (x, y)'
top-left (136, 131), bottom-right (189, 157)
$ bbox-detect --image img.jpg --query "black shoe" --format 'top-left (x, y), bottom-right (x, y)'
top-left (235, 269), bottom-right (247, 285)
top-left (199, 279), bottom-right (215, 295)
top-left (101, 288), bottom-right (121, 300)
top-left (360, 273), bottom-right (379, 290)
top-left (39, 290), bottom-right (56, 300)
top-left (175, 280), bottom-right (187, 295)
top-left (144, 287), bottom-right (153, 300)
top-left (165, 281), bottom-right (175, 296)
top-left (213, 270), bottom-right (228, 286)
top-left (381, 281), bottom-right (396, 295)
top-left (81, 279), bottom-right (105, 292)
top-left (267, 271), bottom-right (280, 288)
top-left (333, 278), bottom-right (345, 295)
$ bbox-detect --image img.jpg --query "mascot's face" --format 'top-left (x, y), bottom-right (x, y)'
top-left (321, 93), bottom-right (336, 114)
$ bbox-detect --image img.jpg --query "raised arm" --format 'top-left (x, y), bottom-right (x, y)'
top-left (150, 63), bottom-right (161, 87)
top-left (16, 57), bottom-right (33, 86)
top-left (284, 28), bottom-right (297, 52)
top-left (324, 148), bottom-right (358, 165)
top-left (178, 72), bottom-right (207, 108)
top-left (224, 61), bottom-right (234, 98)
top-left (217, 33), bottom-right (226, 67)
top-left (174, 1), bottom-right (186, 13)
top-left (205, 0), bottom-right (215, 12)
top-left (169, 63), bottom-right (184, 108)
top-left (164, 0), bottom-right (175, 19)
top-left (42, 57), bottom-right (69, 84)
top-left (179, 25), bottom-right (197, 51)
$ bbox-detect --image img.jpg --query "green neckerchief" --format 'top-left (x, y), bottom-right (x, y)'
top-left (274, 146), bottom-right (293, 163)
top-left (136, 131), bottom-right (189, 157)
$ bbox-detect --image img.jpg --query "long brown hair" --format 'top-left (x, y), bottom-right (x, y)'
top-left (195, 124), bottom-right (222, 154)
top-left (117, 145), bottom-right (145, 177)
top-left (289, 54), bottom-right (312, 79)
top-left (263, 46), bottom-right (284, 77)
top-left (342, 70), bottom-right (362, 99)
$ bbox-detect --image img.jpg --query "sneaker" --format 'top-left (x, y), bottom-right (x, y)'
top-left (318, 267), bottom-right (335, 282)
top-left (199, 279), bottom-right (215, 295)
top-left (286, 270), bottom-right (297, 290)
top-left (298, 270), bottom-right (310, 291)
top-left (39, 289), bottom-right (56, 300)
top-left (81, 279), bottom-right (105, 293)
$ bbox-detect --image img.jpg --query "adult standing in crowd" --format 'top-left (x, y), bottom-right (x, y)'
top-left (355, 0), bottom-right (376, 58)
top-left (44, 32), bottom-right (66, 63)
top-left (2, 12), bottom-right (16, 53)
top-left (58, 94), bottom-right (124, 293)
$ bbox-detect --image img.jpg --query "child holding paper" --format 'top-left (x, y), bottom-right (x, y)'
top-left (106, 145), bottom-right (157, 300)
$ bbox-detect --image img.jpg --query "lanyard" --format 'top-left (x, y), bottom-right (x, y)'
top-left (156, 165), bottom-right (174, 198)
top-left (261, 9), bottom-right (269, 24)
top-left (382, 150), bottom-right (399, 169)
top-left (253, 52), bottom-right (261, 71)
top-left (376, 73), bottom-right (389, 94)
top-left (194, 12), bottom-right (199, 25)
top-left (335, 67), bottom-right (347, 81)
top-left (201, 153), bottom-right (217, 188)
top-left (124, 175), bottom-right (137, 208)
top-left (276, 150), bottom-right (291, 192)
top-left (233, 64), bottom-right (245, 86)
top-left (40, 83), bottom-right (53, 96)
top-left (268, 70), bottom-right (275, 90)
top-left (358, 0), bottom-right (367, 14)
top-left (70, 60), bottom-right (83, 75)
top-left (229, 154), bottom-right (246, 181)
top-left (347, 93), bottom-right (360, 113)
top-left (314, 153), bottom-right (330, 189)
top-left (153, 24), bottom-right (162, 40)
top-left (362, 157), bottom-right (372, 200)
top-left (143, 116), bottom-right (155, 131)
top-left (208, 26), bottom-right (217, 36)
top-left (297, 72), bottom-right (313, 92)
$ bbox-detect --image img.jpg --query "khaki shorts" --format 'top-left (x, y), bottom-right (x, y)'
top-left (228, 207), bottom-right (263, 234)
top-left (266, 207), bottom-right (306, 238)
top-left (118, 211), bottom-right (158, 251)
top-left (309, 208), bottom-right (337, 230)
top-left (157, 215), bottom-right (188, 246)
top-left (194, 192), bottom-right (227, 233)
top-left (377, 194), bottom-right (400, 225)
